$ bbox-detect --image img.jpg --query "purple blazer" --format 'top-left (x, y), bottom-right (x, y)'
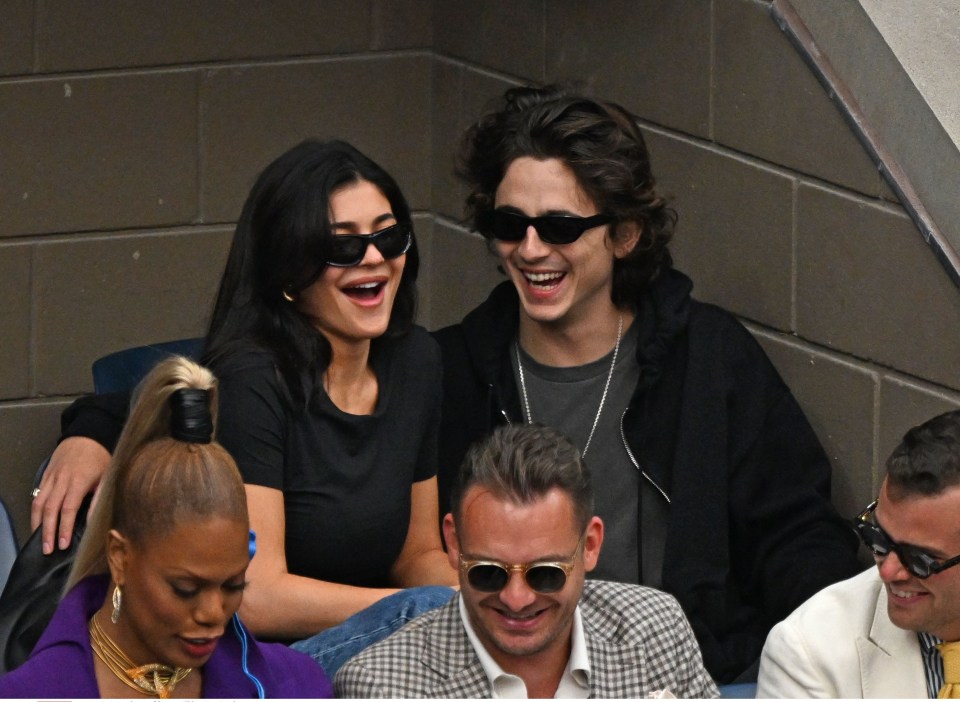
top-left (0, 575), bottom-right (332, 698)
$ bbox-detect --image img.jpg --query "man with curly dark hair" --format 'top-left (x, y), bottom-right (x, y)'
top-left (433, 84), bottom-right (861, 684)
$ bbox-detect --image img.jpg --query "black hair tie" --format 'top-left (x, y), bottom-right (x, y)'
top-left (170, 388), bottom-right (214, 444)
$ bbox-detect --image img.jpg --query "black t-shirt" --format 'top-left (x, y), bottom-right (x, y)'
top-left (212, 327), bottom-right (441, 588)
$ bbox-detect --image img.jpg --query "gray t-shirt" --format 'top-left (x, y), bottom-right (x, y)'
top-left (511, 321), bottom-right (666, 586)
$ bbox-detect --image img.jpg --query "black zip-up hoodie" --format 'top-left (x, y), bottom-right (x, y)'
top-left (433, 269), bottom-right (861, 684)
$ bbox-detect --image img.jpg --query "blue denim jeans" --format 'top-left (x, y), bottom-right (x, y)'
top-left (290, 586), bottom-right (455, 677)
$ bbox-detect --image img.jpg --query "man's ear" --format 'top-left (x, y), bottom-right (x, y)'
top-left (106, 529), bottom-right (129, 586)
top-left (581, 516), bottom-right (605, 573)
top-left (613, 221), bottom-right (642, 259)
top-left (442, 513), bottom-right (460, 572)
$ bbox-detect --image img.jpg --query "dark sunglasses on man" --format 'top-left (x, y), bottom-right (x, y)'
top-left (852, 499), bottom-right (960, 579)
top-left (479, 209), bottom-right (614, 245)
top-left (458, 534), bottom-right (586, 594)
top-left (325, 222), bottom-right (412, 267)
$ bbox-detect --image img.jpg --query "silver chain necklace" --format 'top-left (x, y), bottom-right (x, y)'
top-left (515, 315), bottom-right (623, 458)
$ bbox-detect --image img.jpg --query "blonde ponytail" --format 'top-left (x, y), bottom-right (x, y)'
top-left (67, 356), bottom-right (246, 590)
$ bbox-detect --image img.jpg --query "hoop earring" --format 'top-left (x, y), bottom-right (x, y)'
top-left (282, 289), bottom-right (295, 303)
top-left (111, 585), bottom-right (122, 624)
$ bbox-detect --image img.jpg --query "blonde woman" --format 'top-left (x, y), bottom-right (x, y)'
top-left (0, 357), bottom-right (331, 698)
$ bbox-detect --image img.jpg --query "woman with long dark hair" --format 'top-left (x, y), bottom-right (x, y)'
top-left (32, 139), bottom-right (456, 675)
top-left (200, 139), bottom-right (455, 651)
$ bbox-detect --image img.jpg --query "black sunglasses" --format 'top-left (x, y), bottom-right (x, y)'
top-left (852, 500), bottom-right (960, 579)
top-left (458, 534), bottom-right (585, 594)
top-left (479, 210), bottom-right (614, 245)
top-left (325, 222), bottom-right (412, 267)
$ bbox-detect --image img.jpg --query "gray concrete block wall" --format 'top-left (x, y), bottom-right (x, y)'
top-left (200, 55), bottom-right (433, 218)
top-left (34, 1), bottom-right (434, 70)
top-left (0, 1), bottom-right (34, 77)
top-left (33, 228), bottom-right (234, 395)
top-left (713, 0), bottom-right (883, 196)
top-left (645, 129), bottom-right (796, 329)
top-left (1, 0), bottom-right (957, 542)
top-left (797, 184), bottom-right (960, 389)
top-left (0, 246), bottom-right (33, 399)
top-left (545, 0), bottom-right (712, 138)
top-left (0, 73), bottom-right (200, 236)
top-left (434, 1), bottom-right (545, 80)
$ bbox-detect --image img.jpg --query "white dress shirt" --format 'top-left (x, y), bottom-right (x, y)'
top-left (459, 596), bottom-right (591, 698)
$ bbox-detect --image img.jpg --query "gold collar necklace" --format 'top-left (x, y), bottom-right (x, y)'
top-left (88, 614), bottom-right (193, 698)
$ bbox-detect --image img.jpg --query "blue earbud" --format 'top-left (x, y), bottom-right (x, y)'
top-left (248, 530), bottom-right (257, 560)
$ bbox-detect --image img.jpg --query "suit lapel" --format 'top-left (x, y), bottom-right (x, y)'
top-left (429, 661), bottom-right (489, 699)
top-left (421, 596), bottom-right (490, 698)
top-left (857, 585), bottom-right (928, 698)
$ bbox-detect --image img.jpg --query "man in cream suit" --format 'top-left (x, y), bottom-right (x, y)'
top-left (336, 424), bottom-right (717, 698)
top-left (758, 409), bottom-right (960, 698)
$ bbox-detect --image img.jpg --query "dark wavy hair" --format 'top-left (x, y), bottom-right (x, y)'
top-left (885, 410), bottom-right (960, 498)
top-left (458, 85), bottom-right (675, 307)
top-left (203, 139), bottom-right (419, 403)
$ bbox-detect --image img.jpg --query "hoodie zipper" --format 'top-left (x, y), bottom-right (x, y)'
top-left (492, 382), bottom-right (514, 425)
top-left (620, 408), bottom-right (670, 504)
top-left (500, 386), bottom-right (669, 504)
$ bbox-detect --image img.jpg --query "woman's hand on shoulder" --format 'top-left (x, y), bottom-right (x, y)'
top-left (30, 436), bottom-right (111, 554)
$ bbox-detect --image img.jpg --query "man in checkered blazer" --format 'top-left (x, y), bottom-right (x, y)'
top-left (336, 424), bottom-right (717, 698)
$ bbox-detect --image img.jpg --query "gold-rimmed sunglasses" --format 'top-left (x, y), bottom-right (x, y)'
top-left (458, 533), bottom-right (586, 593)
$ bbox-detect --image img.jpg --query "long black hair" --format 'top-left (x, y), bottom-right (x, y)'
top-left (203, 139), bottom-right (419, 403)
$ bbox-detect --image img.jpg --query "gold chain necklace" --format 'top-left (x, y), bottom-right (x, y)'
top-left (88, 614), bottom-right (193, 698)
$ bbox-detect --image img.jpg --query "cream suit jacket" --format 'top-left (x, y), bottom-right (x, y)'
top-left (757, 567), bottom-right (927, 698)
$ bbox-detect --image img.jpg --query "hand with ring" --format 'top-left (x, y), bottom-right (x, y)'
top-left (30, 437), bottom-right (111, 555)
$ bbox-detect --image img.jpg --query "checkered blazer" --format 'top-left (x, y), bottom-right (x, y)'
top-left (335, 580), bottom-right (718, 698)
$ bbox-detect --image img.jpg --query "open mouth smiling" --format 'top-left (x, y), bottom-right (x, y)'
top-left (888, 586), bottom-right (927, 600)
top-left (522, 271), bottom-right (565, 289)
top-left (342, 280), bottom-right (386, 300)
top-left (491, 604), bottom-right (550, 627)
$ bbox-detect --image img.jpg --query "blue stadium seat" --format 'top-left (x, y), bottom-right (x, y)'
top-left (718, 682), bottom-right (758, 698)
top-left (0, 498), bottom-right (19, 596)
top-left (92, 338), bottom-right (204, 394)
